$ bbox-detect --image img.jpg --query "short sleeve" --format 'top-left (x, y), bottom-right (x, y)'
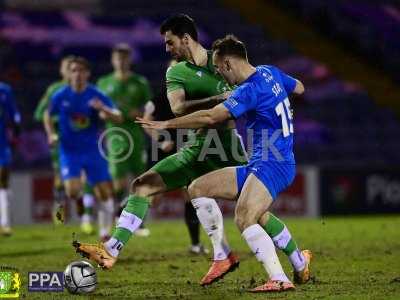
top-left (277, 68), bottom-right (297, 94)
top-left (223, 84), bottom-right (257, 119)
top-left (166, 65), bottom-right (184, 93)
top-left (97, 91), bottom-right (115, 109)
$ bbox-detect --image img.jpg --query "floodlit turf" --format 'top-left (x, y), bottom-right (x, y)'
top-left (1, 215), bottom-right (399, 299)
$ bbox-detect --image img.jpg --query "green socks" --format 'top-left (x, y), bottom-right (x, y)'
top-left (112, 195), bottom-right (150, 244)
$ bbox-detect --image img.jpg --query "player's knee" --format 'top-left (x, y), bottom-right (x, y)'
top-left (130, 179), bottom-right (149, 197)
top-left (65, 187), bottom-right (80, 200)
top-left (234, 206), bottom-right (258, 232)
top-left (187, 180), bottom-right (204, 199)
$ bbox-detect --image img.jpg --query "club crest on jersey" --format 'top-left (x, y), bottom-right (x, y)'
top-left (196, 71), bottom-right (203, 77)
top-left (70, 113), bottom-right (90, 130)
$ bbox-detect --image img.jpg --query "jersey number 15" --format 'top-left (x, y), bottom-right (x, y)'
top-left (275, 98), bottom-right (293, 137)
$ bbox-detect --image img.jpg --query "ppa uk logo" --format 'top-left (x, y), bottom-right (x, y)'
top-left (28, 272), bottom-right (63, 292)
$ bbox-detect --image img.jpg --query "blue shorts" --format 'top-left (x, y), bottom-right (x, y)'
top-left (59, 148), bottom-right (111, 186)
top-left (0, 147), bottom-right (11, 167)
top-left (236, 161), bottom-right (296, 200)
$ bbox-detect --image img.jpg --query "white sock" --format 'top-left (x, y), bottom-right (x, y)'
top-left (82, 193), bottom-right (95, 223)
top-left (99, 198), bottom-right (114, 237)
top-left (104, 237), bottom-right (123, 258)
top-left (191, 197), bottom-right (230, 260)
top-left (289, 249), bottom-right (306, 272)
top-left (0, 189), bottom-right (9, 227)
top-left (98, 210), bottom-right (107, 237)
top-left (272, 226), bottom-right (306, 272)
top-left (242, 224), bottom-right (290, 282)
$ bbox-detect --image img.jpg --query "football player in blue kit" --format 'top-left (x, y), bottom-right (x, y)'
top-left (136, 35), bottom-right (312, 292)
top-left (45, 56), bottom-right (123, 241)
top-left (0, 82), bottom-right (21, 236)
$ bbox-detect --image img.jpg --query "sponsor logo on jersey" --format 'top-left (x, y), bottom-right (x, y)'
top-left (70, 113), bottom-right (90, 130)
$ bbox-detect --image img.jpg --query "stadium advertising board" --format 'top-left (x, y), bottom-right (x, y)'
top-left (320, 168), bottom-right (400, 214)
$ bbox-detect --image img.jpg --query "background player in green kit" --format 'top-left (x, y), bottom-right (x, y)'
top-left (97, 44), bottom-right (153, 237)
top-left (74, 14), bottom-right (247, 285)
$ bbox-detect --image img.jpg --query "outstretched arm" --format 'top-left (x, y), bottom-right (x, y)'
top-left (168, 88), bottom-right (231, 116)
top-left (136, 103), bottom-right (231, 130)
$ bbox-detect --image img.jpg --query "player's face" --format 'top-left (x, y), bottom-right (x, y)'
top-left (69, 62), bottom-right (90, 89)
top-left (112, 52), bottom-right (131, 72)
top-left (60, 59), bottom-right (71, 80)
top-left (164, 31), bottom-right (187, 61)
top-left (213, 53), bottom-right (236, 85)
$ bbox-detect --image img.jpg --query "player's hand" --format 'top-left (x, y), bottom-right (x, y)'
top-left (89, 98), bottom-right (105, 111)
top-left (48, 133), bottom-right (59, 146)
top-left (160, 140), bottom-right (174, 152)
top-left (214, 91), bottom-right (232, 103)
top-left (99, 111), bottom-right (107, 120)
top-left (135, 117), bottom-right (168, 130)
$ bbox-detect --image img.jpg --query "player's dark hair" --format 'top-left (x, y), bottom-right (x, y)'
top-left (69, 56), bottom-right (90, 70)
top-left (112, 43), bottom-right (132, 55)
top-left (212, 34), bottom-right (247, 60)
top-left (160, 14), bottom-right (198, 41)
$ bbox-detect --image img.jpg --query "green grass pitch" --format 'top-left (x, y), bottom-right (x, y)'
top-left (1, 216), bottom-right (399, 299)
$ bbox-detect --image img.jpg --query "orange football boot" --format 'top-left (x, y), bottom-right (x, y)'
top-left (293, 249), bottom-right (313, 284)
top-left (250, 279), bottom-right (295, 293)
top-left (200, 252), bottom-right (239, 286)
top-left (73, 241), bottom-right (117, 269)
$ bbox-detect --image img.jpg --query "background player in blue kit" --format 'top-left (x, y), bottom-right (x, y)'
top-left (137, 35), bottom-right (311, 292)
top-left (0, 82), bottom-right (21, 236)
top-left (44, 56), bottom-right (123, 240)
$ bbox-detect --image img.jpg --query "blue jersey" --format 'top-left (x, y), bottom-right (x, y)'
top-left (49, 84), bottom-right (115, 152)
top-left (223, 65), bottom-right (297, 165)
top-left (0, 82), bottom-right (21, 149)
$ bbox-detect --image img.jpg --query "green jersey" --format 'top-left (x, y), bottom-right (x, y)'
top-left (166, 51), bottom-right (230, 99)
top-left (97, 72), bottom-right (152, 138)
top-left (97, 73), bottom-right (152, 177)
top-left (34, 80), bottom-right (66, 122)
top-left (151, 51), bottom-right (246, 190)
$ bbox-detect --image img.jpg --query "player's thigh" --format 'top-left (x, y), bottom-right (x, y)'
top-left (93, 181), bottom-right (113, 201)
top-left (113, 177), bottom-right (129, 193)
top-left (234, 173), bottom-right (273, 232)
top-left (149, 151), bottom-right (196, 191)
top-left (64, 178), bottom-right (82, 198)
top-left (188, 167), bottom-right (238, 200)
top-left (130, 169), bottom-right (167, 197)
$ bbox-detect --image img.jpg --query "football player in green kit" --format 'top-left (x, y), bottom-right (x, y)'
top-left (74, 14), bottom-right (247, 285)
top-left (97, 44), bottom-right (154, 237)
top-left (35, 55), bottom-right (96, 231)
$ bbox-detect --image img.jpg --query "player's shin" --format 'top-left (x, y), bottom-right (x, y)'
top-left (104, 195), bottom-right (149, 257)
top-left (261, 213), bottom-right (306, 272)
top-left (98, 198), bottom-right (114, 239)
top-left (82, 193), bottom-right (95, 224)
top-left (242, 224), bottom-right (290, 282)
top-left (0, 188), bottom-right (10, 228)
top-left (191, 197), bottom-right (231, 260)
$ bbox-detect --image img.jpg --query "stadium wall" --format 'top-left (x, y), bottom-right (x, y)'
top-left (9, 167), bottom-right (320, 225)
